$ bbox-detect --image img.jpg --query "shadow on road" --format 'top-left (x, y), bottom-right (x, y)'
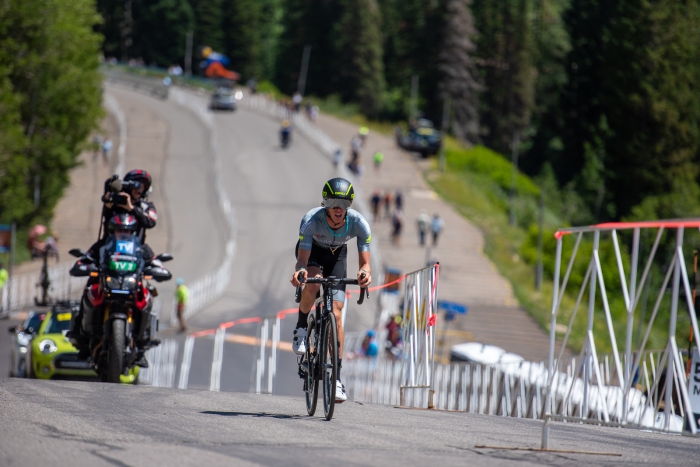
top-left (200, 410), bottom-right (304, 420)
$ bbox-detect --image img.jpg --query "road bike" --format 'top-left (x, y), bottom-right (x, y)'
top-left (295, 274), bottom-right (367, 420)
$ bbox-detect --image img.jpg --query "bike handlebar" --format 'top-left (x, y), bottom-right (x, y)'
top-left (294, 273), bottom-right (369, 305)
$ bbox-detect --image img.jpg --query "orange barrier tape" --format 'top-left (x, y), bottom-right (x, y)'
top-left (188, 265), bottom-right (440, 337)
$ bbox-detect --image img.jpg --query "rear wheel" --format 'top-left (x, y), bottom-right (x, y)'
top-left (107, 319), bottom-right (125, 383)
top-left (305, 313), bottom-right (318, 416)
top-left (323, 312), bottom-right (338, 421)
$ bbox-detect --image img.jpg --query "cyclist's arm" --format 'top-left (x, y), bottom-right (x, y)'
top-left (358, 250), bottom-right (371, 287)
top-left (291, 248), bottom-right (311, 286)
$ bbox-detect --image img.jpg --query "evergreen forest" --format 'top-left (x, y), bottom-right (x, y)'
top-left (97, 0), bottom-right (700, 225)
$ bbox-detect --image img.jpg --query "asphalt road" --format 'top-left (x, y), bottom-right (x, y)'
top-left (1, 378), bottom-right (698, 467)
top-left (0, 86), bottom-right (377, 396)
top-left (2, 90), bottom-right (699, 465)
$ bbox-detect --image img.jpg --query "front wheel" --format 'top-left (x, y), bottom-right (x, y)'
top-left (305, 314), bottom-right (318, 416)
top-left (107, 319), bottom-right (125, 383)
top-left (322, 312), bottom-right (338, 421)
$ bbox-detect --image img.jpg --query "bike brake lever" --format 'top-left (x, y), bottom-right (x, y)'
top-left (294, 272), bottom-right (305, 304)
top-left (357, 273), bottom-right (368, 305)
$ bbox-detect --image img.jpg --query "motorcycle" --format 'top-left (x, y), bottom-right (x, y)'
top-left (68, 233), bottom-right (172, 383)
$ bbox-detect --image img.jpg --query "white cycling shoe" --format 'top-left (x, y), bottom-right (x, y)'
top-left (335, 380), bottom-right (347, 402)
top-left (292, 327), bottom-right (307, 355)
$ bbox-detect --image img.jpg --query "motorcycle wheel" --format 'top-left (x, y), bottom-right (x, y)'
top-left (107, 319), bottom-right (125, 383)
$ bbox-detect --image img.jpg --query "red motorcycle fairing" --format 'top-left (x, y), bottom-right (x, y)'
top-left (135, 283), bottom-right (150, 311)
top-left (87, 284), bottom-right (104, 307)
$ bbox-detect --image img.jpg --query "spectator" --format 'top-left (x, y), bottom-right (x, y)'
top-left (92, 134), bottom-right (103, 161)
top-left (385, 315), bottom-right (403, 360)
top-left (431, 213), bottom-right (445, 246)
top-left (392, 208), bottom-right (403, 247)
top-left (350, 136), bottom-right (362, 164)
top-left (370, 190), bottom-right (382, 222)
top-left (0, 262), bottom-right (8, 291)
top-left (383, 191), bottom-right (392, 219)
top-left (361, 330), bottom-right (378, 358)
top-left (292, 92), bottom-right (302, 112)
top-left (102, 138), bottom-right (112, 164)
top-left (373, 151), bottom-right (384, 172)
top-left (417, 210), bottom-right (430, 246)
top-left (175, 278), bottom-right (189, 332)
top-left (395, 189), bottom-right (403, 211)
top-left (359, 126), bottom-right (369, 146)
top-left (333, 148), bottom-right (343, 169)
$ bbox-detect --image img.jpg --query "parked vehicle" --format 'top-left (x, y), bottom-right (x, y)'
top-left (8, 311), bottom-right (46, 377)
top-left (395, 118), bottom-right (442, 157)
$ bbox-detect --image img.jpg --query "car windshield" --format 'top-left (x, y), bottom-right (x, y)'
top-left (43, 312), bottom-right (72, 334)
top-left (24, 313), bottom-right (45, 332)
top-left (215, 88), bottom-right (233, 96)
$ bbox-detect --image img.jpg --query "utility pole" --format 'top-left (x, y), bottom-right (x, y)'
top-left (410, 75), bottom-right (419, 121)
top-left (509, 130), bottom-right (520, 227)
top-left (535, 190), bottom-right (544, 291)
top-left (438, 98), bottom-right (451, 173)
top-left (184, 30), bottom-right (193, 77)
top-left (297, 45), bottom-right (312, 96)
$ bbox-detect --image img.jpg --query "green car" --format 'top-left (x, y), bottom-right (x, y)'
top-left (29, 308), bottom-right (139, 384)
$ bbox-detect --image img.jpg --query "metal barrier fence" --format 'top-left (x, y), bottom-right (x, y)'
top-left (541, 221), bottom-right (700, 448)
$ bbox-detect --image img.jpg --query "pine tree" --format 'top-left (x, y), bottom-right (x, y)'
top-left (438, 0), bottom-right (480, 144)
top-left (334, 0), bottom-right (385, 116)
top-left (472, 0), bottom-right (536, 155)
top-left (132, 0), bottom-right (195, 67)
top-left (0, 0), bottom-right (103, 224)
top-left (191, 0), bottom-right (223, 52)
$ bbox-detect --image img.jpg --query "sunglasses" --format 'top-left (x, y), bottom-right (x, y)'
top-left (324, 198), bottom-right (352, 210)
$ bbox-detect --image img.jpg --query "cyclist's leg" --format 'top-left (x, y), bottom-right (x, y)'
top-left (327, 245), bottom-right (348, 358)
top-left (295, 241), bottom-right (324, 315)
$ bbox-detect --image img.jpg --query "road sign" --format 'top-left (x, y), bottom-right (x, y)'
top-left (438, 300), bottom-right (467, 315)
top-left (688, 347), bottom-right (700, 431)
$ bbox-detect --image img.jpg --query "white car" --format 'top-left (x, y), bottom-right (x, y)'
top-left (8, 311), bottom-right (46, 377)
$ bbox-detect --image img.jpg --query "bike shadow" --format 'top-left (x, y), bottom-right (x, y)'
top-left (200, 411), bottom-right (305, 420)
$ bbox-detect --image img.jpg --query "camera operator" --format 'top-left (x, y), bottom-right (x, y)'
top-left (93, 170), bottom-right (158, 260)
top-left (69, 170), bottom-right (160, 366)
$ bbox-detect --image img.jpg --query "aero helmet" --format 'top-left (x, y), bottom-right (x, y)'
top-left (124, 169), bottom-right (152, 193)
top-left (322, 177), bottom-right (354, 209)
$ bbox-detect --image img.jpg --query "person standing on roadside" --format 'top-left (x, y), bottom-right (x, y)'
top-left (395, 189), bottom-right (403, 211)
top-left (392, 208), bottom-right (403, 247)
top-left (417, 210), bottom-right (430, 246)
top-left (370, 190), bottom-right (382, 222)
top-left (384, 191), bottom-right (392, 219)
top-left (373, 151), bottom-right (384, 173)
top-left (92, 135), bottom-right (103, 161)
top-left (0, 262), bottom-right (7, 314)
top-left (175, 278), bottom-right (189, 332)
top-left (102, 138), bottom-right (112, 164)
top-left (431, 213), bottom-right (445, 246)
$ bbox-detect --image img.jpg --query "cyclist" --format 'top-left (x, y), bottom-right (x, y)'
top-left (290, 177), bottom-right (372, 402)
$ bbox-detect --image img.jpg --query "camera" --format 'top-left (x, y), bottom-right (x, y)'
top-left (103, 175), bottom-right (143, 205)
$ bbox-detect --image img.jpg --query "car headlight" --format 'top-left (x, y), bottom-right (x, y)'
top-left (38, 339), bottom-right (57, 355)
top-left (235, 91), bottom-right (243, 100)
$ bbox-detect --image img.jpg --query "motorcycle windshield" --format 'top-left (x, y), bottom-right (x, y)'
top-left (101, 234), bottom-right (143, 275)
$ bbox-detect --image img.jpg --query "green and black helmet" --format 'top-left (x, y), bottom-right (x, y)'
top-left (322, 177), bottom-right (354, 209)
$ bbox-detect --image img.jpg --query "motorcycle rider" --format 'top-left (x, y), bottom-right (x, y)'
top-left (280, 119), bottom-right (292, 147)
top-left (69, 169), bottom-right (160, 366)
top-left (290, 177), bottom-right (372, 402)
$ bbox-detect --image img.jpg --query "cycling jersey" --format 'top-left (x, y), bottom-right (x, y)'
top-left (298, 207), bottom-right (371, 253)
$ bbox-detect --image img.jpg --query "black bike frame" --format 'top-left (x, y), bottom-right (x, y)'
top-left (295, 274), bottom-right (368, 379)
